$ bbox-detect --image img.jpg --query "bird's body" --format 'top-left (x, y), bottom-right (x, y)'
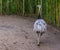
top-left (33, 19), bottom-right (47, 33)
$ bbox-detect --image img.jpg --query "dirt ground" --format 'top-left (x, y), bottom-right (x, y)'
top-left (0, 15), bottom-right (60, 50)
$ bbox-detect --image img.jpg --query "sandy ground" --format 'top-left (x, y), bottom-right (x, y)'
top-left (0, 15), bottom-right (60, 50)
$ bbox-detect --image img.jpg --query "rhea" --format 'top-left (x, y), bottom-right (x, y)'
top-left (33, 5), bottom-right (47, 46)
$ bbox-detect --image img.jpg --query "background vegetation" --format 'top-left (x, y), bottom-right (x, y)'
top-left (0, 0), bottom-right (60, 29)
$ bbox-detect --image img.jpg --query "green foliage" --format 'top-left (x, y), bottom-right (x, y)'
top-left (42, 0), bottom-right (46, 19)
top-left (0, 0), bottom-right (2, 14)
top-left (2, 0), bottom-right (7, 14)
top-left (9, 0), bottom-right (18, 14)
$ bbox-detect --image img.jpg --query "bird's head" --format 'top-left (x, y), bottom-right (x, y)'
top-left (37, 5), bottom-right (41, 13)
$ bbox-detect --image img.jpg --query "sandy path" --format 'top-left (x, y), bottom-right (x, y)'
top-left (0, 15), bottom-right (60, 50)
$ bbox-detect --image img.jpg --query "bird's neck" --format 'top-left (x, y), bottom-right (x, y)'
top-left (37, 12), bottom-right (41, 19)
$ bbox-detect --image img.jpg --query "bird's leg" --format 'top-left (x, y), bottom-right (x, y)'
top-left (37, 33), bottom-right (41, 46)
top-left (36, 31), bottom-right (41, 46)
top-left (39, 33), bottom-right (42, 46)
top-left (41, 32), bottom-right (44, 36)
top-left (37, 35), bottom-right (40, 46)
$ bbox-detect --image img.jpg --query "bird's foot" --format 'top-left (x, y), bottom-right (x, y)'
top-left (37, 42), bottom-right (41, 46)
top-left (37, 44), bottom-right (40, 46)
